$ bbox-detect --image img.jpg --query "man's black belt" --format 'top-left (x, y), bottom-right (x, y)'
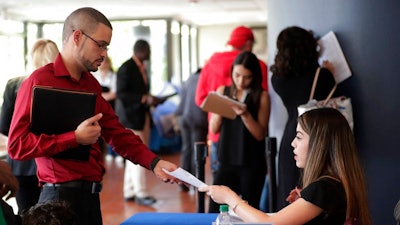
top-left (43, 181), bottom-right (102, 193)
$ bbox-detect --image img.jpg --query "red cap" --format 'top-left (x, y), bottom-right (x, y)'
top-left (227, 26), bottom-right (254, 49)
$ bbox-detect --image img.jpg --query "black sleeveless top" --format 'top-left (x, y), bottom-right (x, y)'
top-left (217, 86), bottom-right (266, 169)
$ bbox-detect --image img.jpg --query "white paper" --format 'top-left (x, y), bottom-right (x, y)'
top-left (318, 31), bottom-right (352, 83)
top-left (162, 167), bottom-right (207, 188)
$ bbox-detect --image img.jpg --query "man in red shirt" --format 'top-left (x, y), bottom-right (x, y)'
top-left (195, 26), bottom-right (269, 178)
top-left (7, 7), bottom-right (179, 225)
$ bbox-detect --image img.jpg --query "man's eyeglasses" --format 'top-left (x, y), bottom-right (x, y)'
top-left (81, 31), bottom-right (109, 51)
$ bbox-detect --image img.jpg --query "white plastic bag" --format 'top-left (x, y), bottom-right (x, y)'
top-left (297, 67), bottom-right (354, 130)
top-left (298, 96), bottom-right (353, 130)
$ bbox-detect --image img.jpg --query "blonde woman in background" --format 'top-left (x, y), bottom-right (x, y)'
top-left (92, 56), bottom-right (124, 163)
top-left (0, 39), bottom-right (59, 214)
top-left (92, 55), bottom-right (117, 106)
top-left (29, 39), bottom-right (60, 71)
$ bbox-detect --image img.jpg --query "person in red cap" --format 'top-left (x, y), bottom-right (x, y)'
top-left (195, 25), bottom-right (269, 185)
top-left (227, 26), bottom-right (256, 49)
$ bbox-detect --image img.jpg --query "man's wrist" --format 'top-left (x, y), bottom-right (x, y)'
top-left (150, 157), bottom-right (161, 172)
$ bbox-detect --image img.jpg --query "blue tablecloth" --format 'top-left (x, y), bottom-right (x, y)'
top-left (121, 212), bottom-right (218, 225)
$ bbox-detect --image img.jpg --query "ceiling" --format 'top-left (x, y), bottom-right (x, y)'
top-left (0, 0), bottom-right (267, 26)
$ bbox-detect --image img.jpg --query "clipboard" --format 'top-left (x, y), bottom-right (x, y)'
top-left (30, 86), bottom-right (97, 161)
top-left (200, 92), bottom-right (246, 119)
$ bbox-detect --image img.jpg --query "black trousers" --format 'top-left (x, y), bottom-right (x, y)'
top-left (39, 185), bottom-right (102, 225)
top-left (15, 175), bottom-right (40, 214)
top-left (179, 118), bottom-right (208, 175)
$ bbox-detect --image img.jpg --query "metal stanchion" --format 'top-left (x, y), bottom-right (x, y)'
top-left (266, 137), bottom-right (277, 212)
top-left (194, 141), bottom-right (208, 213)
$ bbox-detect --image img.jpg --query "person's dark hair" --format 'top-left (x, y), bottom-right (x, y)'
top-left (133, 39), bottom-right (150, 54)
top-left (270, 26), bottom-right (319, 79)
top-left (229, 51), bottom-right (262, 106)
top-left (21, 200), bottom-right (78, 225)
top-left (62, 7), bottom-right (113, 43)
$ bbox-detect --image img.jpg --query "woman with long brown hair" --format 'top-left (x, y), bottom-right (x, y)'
top-left (200, 108), bottom-right (371, 225)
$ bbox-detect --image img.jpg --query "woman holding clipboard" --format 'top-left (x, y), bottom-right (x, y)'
top-left (207, 51), bottom-right (270, 213)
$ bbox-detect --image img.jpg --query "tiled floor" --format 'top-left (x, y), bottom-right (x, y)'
top-left (100, 151), bottom-right (212, 225)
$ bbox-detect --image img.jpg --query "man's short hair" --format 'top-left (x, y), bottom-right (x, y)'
top-left (62, 7), bottom-right (112, 42)
top-left (133, 39), bottom-right (150, 54)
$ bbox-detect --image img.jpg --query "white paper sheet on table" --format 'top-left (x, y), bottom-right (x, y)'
top-left (162, 167), bottom-right (207, 188)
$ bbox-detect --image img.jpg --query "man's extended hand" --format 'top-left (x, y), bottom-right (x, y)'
top-left (75, 113), bottom-right (103, 145)
top-left (152, 160), bottom-right (181, 184)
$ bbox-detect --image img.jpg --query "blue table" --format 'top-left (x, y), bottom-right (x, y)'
top-left (121, 212), bottom-right (218, 225)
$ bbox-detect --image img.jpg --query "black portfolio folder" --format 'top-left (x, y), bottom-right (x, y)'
top-left (30, 86), bottom-right (97, 161)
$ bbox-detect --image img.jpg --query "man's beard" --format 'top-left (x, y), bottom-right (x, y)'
top-left (84, 59), bottom-right (99, 72)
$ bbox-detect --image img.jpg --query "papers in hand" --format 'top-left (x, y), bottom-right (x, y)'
top-left (162, 167), bottom-right (207, 188)
top-left (200, 92), bottom-right (246, 119)
top-left (318, 31), bottom-right (352, 83)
